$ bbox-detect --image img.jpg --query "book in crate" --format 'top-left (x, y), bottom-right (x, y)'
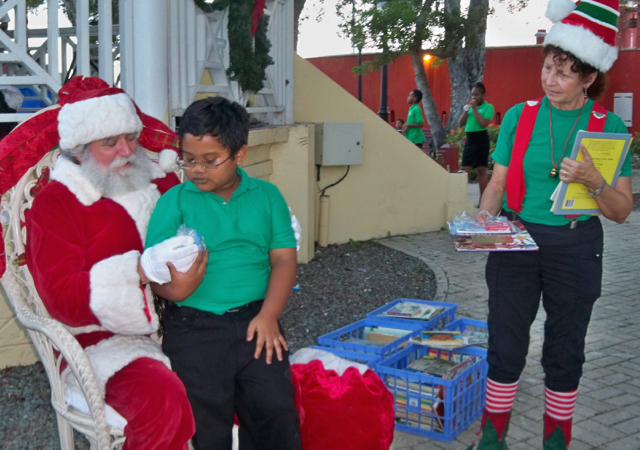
top-left (386, 354), bottom-right (482, 434)
top-left (410, 329), bottom-right (489, 350)
top-left (343, 326), bottom-right (411, 348)
top-left (381, 302), bottom-right (446, 320)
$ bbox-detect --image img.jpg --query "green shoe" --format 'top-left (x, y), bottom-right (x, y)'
top-left (468, 412), bottom-right (510, 450)
top-left (543, 413), bottom-right (572, 450)
top-left (544, 425), bottom-right (568, 450)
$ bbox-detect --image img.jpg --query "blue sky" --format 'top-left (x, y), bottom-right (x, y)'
top-left (297, 0), bottom-right (551, 58)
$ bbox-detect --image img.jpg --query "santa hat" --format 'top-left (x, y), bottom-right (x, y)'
top-left (58, 92), bottom-right (143, 152)
top-left (0, 76), bottom-right (181, 276)
top-left (544, 0), bottom-right (620, 72)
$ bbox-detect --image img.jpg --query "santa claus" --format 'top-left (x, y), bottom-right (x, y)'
top-left (5, 76), bottom-right (202, 449)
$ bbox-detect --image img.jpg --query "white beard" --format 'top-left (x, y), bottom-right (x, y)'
top-left (79, 146), bottom-right (154, 198)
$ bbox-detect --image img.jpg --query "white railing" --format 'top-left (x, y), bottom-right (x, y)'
top-left (0, 0), bottom-right (293, 127)
top-left (167, 0), bottom-right (294, 128)
top-left (0, 0), bottom-right (120, 123)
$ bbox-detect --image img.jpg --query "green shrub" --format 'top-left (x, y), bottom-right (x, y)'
top-left (487, 124), bottom-right (500, 155)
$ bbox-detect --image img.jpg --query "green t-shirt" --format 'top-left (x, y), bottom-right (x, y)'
top-left (145, 167), bottom-right (296, 314)
top-left (405, 104), bottom-right (426, 144)
top-left (492, 97), bottom-right (632, 226)
top-left (465, 102), bottom-right (494, 132)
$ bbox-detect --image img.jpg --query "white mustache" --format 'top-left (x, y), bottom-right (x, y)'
top-left (110, 154), bottom-right (136, 170)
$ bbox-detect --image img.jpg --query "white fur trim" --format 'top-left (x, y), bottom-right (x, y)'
top-left (290, 348), bottom-right (369, 375)
top-left (526, 100), bottom-right (540, 106)
top-left (69, 334), bottom-right (171, 397)
top-left (51, 157), bottom-right (102, 206)
top-left (89, 251), bottom-right (160, 335)
top-left (544, 21), bottom-right (618, 72)
top-left (58, 93), bottom-right (143, 151)
top-left (545, 0), bottom-right (576, 23)
top-left (158, 149), bottom-right (179, 173)
top-left (150, 161), bottom-right (167, 180)
top-left (109, 185), bottom-right (160, 245)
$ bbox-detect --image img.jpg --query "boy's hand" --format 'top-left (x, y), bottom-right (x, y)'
top-left (247, 311), bottom-right (288, 364)
top-left (150, 250), bottom-right (208, 302)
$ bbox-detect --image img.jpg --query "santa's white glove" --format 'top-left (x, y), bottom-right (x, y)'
top-left (290, 208), bottom-right (302, 251)
top-left (140, 235), bottom-right (199, 285)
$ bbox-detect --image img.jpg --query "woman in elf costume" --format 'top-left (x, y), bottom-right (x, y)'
top-left (473, 0), bottom-right (632, 449)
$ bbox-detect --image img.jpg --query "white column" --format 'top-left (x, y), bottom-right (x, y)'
top-left (98, 0), bottom-right (113, 85)
top-left (75, 0), bottom-right (90, 76)
top-left (119, 0), bottom-right (134, 94)
top-left (130, 0), bottom-right (169, 122)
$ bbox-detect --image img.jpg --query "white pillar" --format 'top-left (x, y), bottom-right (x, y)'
top-left (130, 0), bottom-right (169, 122)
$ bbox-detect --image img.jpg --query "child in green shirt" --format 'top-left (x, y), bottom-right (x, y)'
top-left (146, 97), bottom-right (301, 449)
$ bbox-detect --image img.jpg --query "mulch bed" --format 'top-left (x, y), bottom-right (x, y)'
top-left (1, 240), bottom-right (437, 447)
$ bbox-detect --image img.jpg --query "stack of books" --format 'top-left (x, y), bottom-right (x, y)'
top-left (388, 355), bottom-right (481, 432)
top-left (447, 219), bottom-right (538, 252)
top-left (381, 302), bottom-right (446, 321)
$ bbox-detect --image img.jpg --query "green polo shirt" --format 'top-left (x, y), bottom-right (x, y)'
top-left (465, 102), bottom-right (494, 132)
top-left (145, 167), bottom-right (296, 314)
top-left (493, 97), bottom-right (631, 226)
top-left (405, 104), bottom-right (426, 145)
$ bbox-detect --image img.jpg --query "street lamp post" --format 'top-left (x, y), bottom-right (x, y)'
top-left (376, 0), bottom-right (389, 123)
top-left (378, 62), bottom-right (389, 122)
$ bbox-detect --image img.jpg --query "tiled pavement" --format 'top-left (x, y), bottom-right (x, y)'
top-left (381, 173), bottom-right (640, 450)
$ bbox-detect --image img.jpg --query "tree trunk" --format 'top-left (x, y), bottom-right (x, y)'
top-left (410, 47), bottom-right (445, 150)
top-left (447, 55), bottom-right (468, 132)
top-left (444, 0), bottom-right (488, 131)
top-left (465, 0), bottom-right (488, 87)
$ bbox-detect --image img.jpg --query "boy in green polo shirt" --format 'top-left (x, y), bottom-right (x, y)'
top-left (146, 97), bottom-right (301, 449)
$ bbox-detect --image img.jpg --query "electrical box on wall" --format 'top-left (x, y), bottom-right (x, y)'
top-left (315, 122), bottom-right (364, 166)
top-left (613, 93), bottom-right (633, 127)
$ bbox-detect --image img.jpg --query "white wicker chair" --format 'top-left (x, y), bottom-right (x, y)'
top-left (0, 150), bottom-right (125, 450)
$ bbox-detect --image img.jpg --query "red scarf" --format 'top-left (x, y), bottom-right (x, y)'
top-left (505, 97), bottom-right (607, 214)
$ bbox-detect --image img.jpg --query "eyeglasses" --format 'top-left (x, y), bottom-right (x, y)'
top-left (179, 154), bottom-right (232, 170)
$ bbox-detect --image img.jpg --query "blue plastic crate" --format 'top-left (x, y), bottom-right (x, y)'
top-left (444, 318), bottom-right (489, 355)
top-left (310, 346), bottom-right (382, 369)
top-left (366, 299), bottom-right (457, 330)
top-left (376, 344), bottom-right (487, 442)
top-left (317, 318), bottom-right (424, 358)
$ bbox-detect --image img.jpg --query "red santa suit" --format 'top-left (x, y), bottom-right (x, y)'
top-left (1, 76), bottom-right (196, 449)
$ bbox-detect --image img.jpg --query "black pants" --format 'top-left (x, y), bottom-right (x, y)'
top-left (162, 301), bottom-right (302, 450)
top-left (462, 130), bottom-right (490, 168)
top-left (485, 217), bottom-right (603, 392)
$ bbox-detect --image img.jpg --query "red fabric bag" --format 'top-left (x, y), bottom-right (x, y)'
top-left (291, 359), bottom-right (395, 450)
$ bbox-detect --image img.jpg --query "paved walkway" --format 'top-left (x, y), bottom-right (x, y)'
top-left (382, 173), bottom-right (640, 449)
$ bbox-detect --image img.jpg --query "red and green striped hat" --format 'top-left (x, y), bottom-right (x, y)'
top-left (544, 0), bottom-right (620, 72)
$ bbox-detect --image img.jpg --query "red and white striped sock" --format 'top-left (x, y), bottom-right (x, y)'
top-left (545, 387), bottom-right (578, 421)
top-left (485, 378), bottom-right (519, 413)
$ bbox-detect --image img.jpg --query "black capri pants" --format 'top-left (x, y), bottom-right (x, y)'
top-left (485, 216), bottom-right (603, 392)
top-left (162, 301), bottom-right (302, 450)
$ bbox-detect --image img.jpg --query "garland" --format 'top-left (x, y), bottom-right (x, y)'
top-left (193, 0), bottom-right (273, 93)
